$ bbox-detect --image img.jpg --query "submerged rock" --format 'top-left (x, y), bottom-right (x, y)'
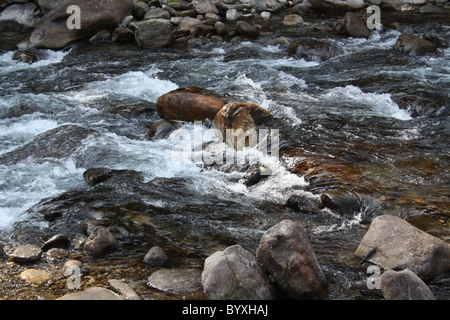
top-left (202, 244), bottom-right (276, 300)
top-left (57, 287), bottom-right (124, 300)
top-left (41, 234), bottom-right (71, 252)
top-left (288, 39), bottom-right (343, 62)
top-left (12, 50), bottom-right (38, 64)
top-left (9, 244), bottom-right (43, 264)
top-left (147, 268), bottom-right (202, 294)
top-left (146, 120), bottom-right (178, 140)
top-left (393, 33), bottom-right (438, 56)
top-left (380, 269), bottom-right (436, 300)
top-left (355, 215), bottom-right (450, 280)
top-left (19, 269), bottom-right (51, 284)
top-left (256, 220), bottom-right (328, 299)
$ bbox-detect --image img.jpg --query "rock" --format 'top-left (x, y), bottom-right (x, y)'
top-left (156, 87), bottom-right (225, 122)
top-left (0, 245), bottom-right (6, 259)
top-left (108, 279), bottom-right (142, 300)
top-left (144, 8), bottom-right (171, 20)
top-left (194, 0), bottom-right (219, 14)
top-left (164, 0), bottom-right (191, 10)
top-left (19, 269), bottom-right (51, 284)
top-left (0, 0), bottom-right (28, 9)
top-left (422, 33), bottom-right (448, 49)
top-left (260, 11), bottom-right (271, 21)
top-left (147, 268), bottom-right (202, 294)
top-left (235, 21), bottom-right (260, 38)
top-left (256, 220), bottom-right (328, 299)
top-left (89, 29), bottom-right (112, 44)
top-left (135, 19), bottom-right (174, 48)
top-left (143, 246), bottom-right (168, 267)
top-left (380, 269), bottom-right (436, 300)
top-left (41, 234), bottom-right (71, 251)
top-left (0, 3), bottom-right (39, 29)
top-left (286, 195), bottom-right (320, 214)
top-left (252, 0), bottom-right (285, 12)
top-left (36, 0), bottom-right (65, 13)
top-left (393, 33), bottom-right (438, 56)
top-left (12, 51), bottom-right (38, 64)
top-left (10, 244), bottom-right (43, 263)
top-left (319, 190), bottom-right (361, 216)
top-left (178, 16), bottom-right (202, 33)
top-left (308, 0), bottom-right (365, 14)
top-left (283, 14), bottom-right (303, 26)
top-left (214, 21), bottom-right (228, 37)
top-left (133, 1), bottom-right (150, 20)
top-left (111, 27), bottom-right (135, 43)
top-left (202, 245), bottom-right (276, 300)
top-left (25, 0), bottom-right (134, 49)
top-left (83, 168), bottom-right (114, 186)
top-left (226, 8), bottom-right (240, 21)
top-left (146, 120), bottom-right (178, 140)
top-left (212, 102), bottom-right (274, 150)
top-left (288, 39), bottom-right (343, 62)
top-left (57, 287), bottom-right (124, 300)
top-left (343, 12), bottom-right (370, 38)
top-left (0, 125), bottom-right (96, 165)
top-left (243, 166), bottom-right (272, 187)
top-left (355, 215), bottom-right (450, 280)
top-left (83, 226), bottom-right (117, 257)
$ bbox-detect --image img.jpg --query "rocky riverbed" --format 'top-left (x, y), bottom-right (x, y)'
top-left (0, 0), bottom-right (449, 300)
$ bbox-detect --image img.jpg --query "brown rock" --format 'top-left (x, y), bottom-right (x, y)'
top-left (393, 33), bottom-right (438, 56)
top-left (83, 226), bottom-right (117, 257)
top-left (343, 12), bottom-right (370, 38)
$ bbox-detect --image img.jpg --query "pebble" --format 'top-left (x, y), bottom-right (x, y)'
top-left (9, 244), bottom-right (42, 264)
top-left (19, 269), bottom-right (51, 284)
top-left (143, 246), bottom-right (168, 267)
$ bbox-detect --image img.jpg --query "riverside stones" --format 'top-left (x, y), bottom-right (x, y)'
top-left (143, 246), bottom-right (168, 267)
top-left (343, 12), bottom-right (370, 38)
top-left (19, 269), bottom-right (51, 284)
top-left (202, 245), bottom-right (276, 300)
top-left (147, 268), bottom-right (202, 294)
top-left (57, 287), bottom-right (124, 300)
top-left (135, 19), bottom-right (174, 48)
top-left (380, 269), bottom-right (436, 300)
top-left (256, 219), bottom-right (328, 299)
top-left (83, 226), bottom-right (117, 257)
top-left (355, 215), bottom-right (450, 280)
top-left (9, 244), bottom-right (42, 263)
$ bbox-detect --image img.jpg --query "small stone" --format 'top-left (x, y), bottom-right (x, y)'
top-left (10, 244), bottom-right (42, 263)
top-left (19, 269), bottom-right (51, 284)
top-left (147, 268), bottom-right (202, 294)
top-left (108, 279), bottom-right (142, 300)
top-left (283, 14), bottom-right (303, 26)
top-left (143, 246), bottom-right (168, 267)
top-left (83, 226), bottom-right (117, 257)
top-left (41, 234), bottom-right (71, 252)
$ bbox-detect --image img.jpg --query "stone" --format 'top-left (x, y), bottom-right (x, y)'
top-left (243, 166), bottom-right (272, 187)
top-left (226, 8), bottom-right (240, 21)
top-left (111, 27), bottom-right (135, 43)
top-left (288, 39), bottom-right (343, 62)
top-left (319, 190), bottom-right (361, 216)
top-left (0, 3), bottom-right (39, 28)
top-left (135, 19), bottom-right (173, 48)
top-left (147, 268), bottom-right (202, 294)
top-left (212, 102), bottom-right (274, 150)
top-left (380, 269), bottom-right (436, 300)
top-left (343, 12), bottom-right (370, 38)
top-left (134, 1), bottom-right (150, 20)
top-left (256, 220), bottom-right (328, 299)
top-left (235, 21), bottom-right (260, 38)
top-left (108, 279), bottom-right (142, 300)
top-left (12, 51), bottom-right (38, 64)
top-left (57, 287), bottom-right (124, 300)
top-left (355, 215), bottom-right (450, 280)
top-left (393, 33), bottom-right (439, 56)
top-left (62, 259), bottom-right (87, 276)
top-left (308, 0), bottom-right (365, 14)
top-left (9, 244), bottom-right (42, 263)
top-left (19, 269), bottom-right (51, 284)
top-left (146, 120), bottom-right (178, 140)
top-left (178, 16), bottom-right (202, 33)
top-left (25, 0), bottom-right (134, 49)
top-left (144, 8), bottom-right (171, 20)
top-left (214, 21), bottom-right (228, 37)
top-left (260, 11), bottom-right (271, 21)
top-left (283, 14), bottom-right (303, 26)
top-left (157, 87), bottom-right (225, 122)
top-left (36, 0), bottom-right (65, 13)
top-left (286, 195), bottom-right (320, 214)
top-left (41, 234), bottom-right (71, 251)
top-left (143, 246), bottom-right (168, 267)
top-left (194, 0), bottom-right (219, 14)
top-left (202, 245), bottom-right (276, 300)
top-left (83, 168), bottom-right (113, 186)
top-left (83, 226), bottom-right (117, 257)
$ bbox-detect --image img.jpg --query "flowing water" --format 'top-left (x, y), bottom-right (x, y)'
top-left (0, 20), bottom-right (449, 299)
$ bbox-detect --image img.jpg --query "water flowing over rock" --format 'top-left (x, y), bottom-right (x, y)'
top-left (256, 220), bottom-right (328, 299)
top-left (355, 215), bottom-right (450, 280)
top-left (24, 0), bottom-right (134, 49)
top-left (380, 269), bottom-right (436, 300)
top-left (393, 33), bottom-right (438, 56)
top-left (202, 244), bottom-right (277, 300)
top-left (288, 39), bottom-right (343, 62)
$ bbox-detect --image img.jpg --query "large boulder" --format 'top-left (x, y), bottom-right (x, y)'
top-left (0, 3), bottom-right (40, 28)
top-left (23, 0), bottom-right (134, 49)
top-left (393, 33), bottom-right (438, 56)
top-left (135, 18), bottom-right (173, 48)
top-left (355, 215), bottom-right (450, 280)
top-left (256, 220), bottom-right (328, 299)
top-left (380, 269), bottom-right (436, 300)
top-left (212, 102), bottom-right (274, 150)
top-left (156, 87), bottom-right (225, 122)
top-left (202, 245), bottom-right (276, 300)
top-left (343, 12), bottom-right (370, 38)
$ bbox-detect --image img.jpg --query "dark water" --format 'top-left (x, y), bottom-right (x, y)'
top-left (0, 19), bottom-right (449, 299)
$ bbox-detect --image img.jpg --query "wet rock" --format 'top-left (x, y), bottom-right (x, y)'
top-left (147, 268), bottom-right (202, 294)
top-left (144, 8), bottom-right (171, 20)
top-left (135, 19), bottom-right (174, 48)
top-left (0, 244), bottom-right (6, 259)
top-left (256, 219), bottom-right (328, 299)
top-left (143, 246), bottom-right (168, 267)
top-left (41, 234), bottom-right (71, 251)
top-left (393, 33), bottom-right (438, 56)
top-left (83, 168), bottom-right (113, 186)
top-left (288, 39), bottom-right (343, 62)
top-left (235, 21), bottom-right (260, 38)
top-left (108, 279), bottom-right (142, 300)
top-left (89, 29), bottom-right (112, 44)
top-left (380, 269), bottom-right (436, 300)
top-left (83, 226), bottom-right (117, 257)
top-left (10, 244), bottom-right (43, 263)
top-left (146, 120), bottom-right (178, 140)
top-left (62, 259), bottom-right (88, 276)
top-left (286, 195), bottom-right (320, 214)
top-left (355, 215), bottom-right (450, 280)
top-left (202, 245), bottom-right (276, 300)
top-left (243, 166), bottom-right (272, 187)
top-left (343, 12), bottom-right (370, 38)
top-left (25, 0), bottom-right (134, 49)
top-left (111, 27), bottom-right (135, 43)
top-left (134, 1), bottom-right (150, 20)
top-left (0, 125), bottom-right (96, 165)
top-left (308, 0), bottom-right (365, 14)
top-left (393, 94), bottom-right (441, 118)
top-left (57, 287), bottom-right (124, 300)
top-left (283, 14), bottom-right (304, 26)
top-left (320, 190), bottom-right (361, 216)
top-left (36, 0), bottom-right (65, 13)
top-left (157, 87), bottom-right (225, 122)
top-left (12, 50), bottom-right (38, 64)
top-left (0, 3), bottom-right (39, 29)
top-left (212, 102), bottom-right (274, 150)
top-left (422, 33), bottom-right (448, 49)
top-left (19, 269), bottom-right (51, 284)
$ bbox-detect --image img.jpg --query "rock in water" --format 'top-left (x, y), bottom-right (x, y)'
top-left (355, 215), bottom-right (450, 280)
top-left (256, 220), bottom-right (328, 299)
top-left (10, 244), bottom-right (43, 263)
top-left (393, 33), bottom-right (438, 56)
top-left (380, 269), bottom-right (436, 300)
top-left (202, 245), bottom-right (276, 300)
top-left (156, 87), bottom-right (225, 122)
top-left (343, 12), bottom-right (370, 38)
top-left (135, 19), bottom-right (173, 48)
top-left (12, 51), bottom-right (38, 64)
top-left (83, 226), bottom-right (117, 257)
top-left (146, 120), bottom-right (178, 140)
top-left (147, 268), bottom-right (202, 294)
top-left (23, 0), bottom-right (134, 49)
top-left (57, 287), bottom-right (124, 300)
top-left (143, 246), bottom-right (168, 267)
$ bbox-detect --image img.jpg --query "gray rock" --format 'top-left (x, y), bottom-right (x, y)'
top-left (380, 269), bottom-right (436, 300)
top-left (41, 234), bottom-right (71, 251)
top-left (202, 245), bottom-right (276, 300)
top-left (57, 287), bottom-right (124, 300)
top-left (10, 244), bottom-right (42, 263)
top-left (143, 246), bottom-right (168, 267)
top-left (146, 120), bottom-right (178, 141)
top-left (108, 279), bottom-right (142, 300)
top-left (144, 8), bottom-right (171, 20)
top-left (36, 0), bottom-right (65, 13)
top-left (355, 215), bottom-right (450, 280)
top-left (147, 268), bottom-right (202, 294)
top-left (343, 12), bottom-right (370, 38)
top-left (83, 226), bottom-right (117, 257)
top-left (308, 0), bottom-right (365, 14)
top-left (0, 3), bottom-right (39, 28)
top-left (194, 0), bottom-right (219, 14)
top-left (256, 220), bottom-right (328, 299)
top-left (235, 21), bottom-right (260, 38)
top-left (134, 1), bottom-right (150, 20)
top-left (135, 19), bottom-right (174, 48)
top-left (393, 33), bottom-right (438, 56)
